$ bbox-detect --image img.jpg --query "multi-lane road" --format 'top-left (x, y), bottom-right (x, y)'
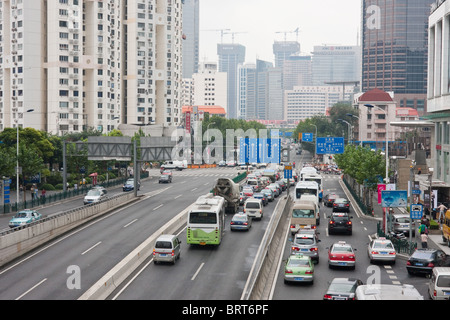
top-left (0, 150), bottom-right (434, 300)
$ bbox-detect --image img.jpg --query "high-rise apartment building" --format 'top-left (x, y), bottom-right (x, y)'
top-left (182, 0), bottom-right (199, 79)
top-left (361, 0), bottom-right (434, 114)
top-left (217, 43), bottom-right (245, 119)
top-left (0, 0), bottom-right (183, 135)
top-left (237, 63), bottom-right (256, 119)
top-left (191, 62), bottom-right (227, 108)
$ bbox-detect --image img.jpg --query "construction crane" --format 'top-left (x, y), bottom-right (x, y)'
top-left (275, 27), bottom-right (300, 42)
top-left (223, 31), bottom-right (248, 43)
top-left (201, 29), bottom-right (231, 43)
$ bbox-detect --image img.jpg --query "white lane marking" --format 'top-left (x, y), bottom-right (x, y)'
top-left (191, 262), bottom-right (205, 281)
top-left (81, 241), bottom-right (102, 255)
top-left (123, 219), bottom-right (138, 228)
top-left (153, 204), bottom-right (163, 211)
top-left (174, 195), bottom-right (182, 199)
top-left (16, 278), bottom-right (47, 300)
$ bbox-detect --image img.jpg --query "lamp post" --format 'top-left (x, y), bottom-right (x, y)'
top-left (337, 119), bottom-right (352, 145)
top-left (428, 168), bottom-right (434, 217)
top-left (16, 109), bottom-right (34, 205)
top-left (311, 124), bottom-right (317, 158)
top-left (364, 104), bottom-right (389, 184)
top-left (346, 113), bottom-right (361, 146)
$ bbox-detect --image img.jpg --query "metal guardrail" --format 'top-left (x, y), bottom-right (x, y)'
top-left (1, 172), bottom-right (149, 215)
top-left (376, 222), bottom-right (417, 255)
top-left (0, 192), bottom-right (133, 237)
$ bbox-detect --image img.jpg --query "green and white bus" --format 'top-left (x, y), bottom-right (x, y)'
top-left (187, 194), bottom-right (226, 246)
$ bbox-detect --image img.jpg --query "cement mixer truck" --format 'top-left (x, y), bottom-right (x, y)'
top-left (212, 178), bottom-right (240, 214)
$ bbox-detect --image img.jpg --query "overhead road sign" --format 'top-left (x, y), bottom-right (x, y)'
top-left (302, 133), bottom-right (313, 142)
top-left (316, 137), bottom-right (344, 154)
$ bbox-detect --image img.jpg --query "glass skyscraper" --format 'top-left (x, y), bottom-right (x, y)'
top-left (182, 0), bottom-right (200, 79)
top-left (361, 0), bottom-right (434, 114)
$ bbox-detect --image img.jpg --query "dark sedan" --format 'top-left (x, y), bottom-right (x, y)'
top-left (253, 193), bottom-right (268, 206)
top-left (332, 198), bottom-right (351, 212)
top-left (406, 249), bottom-right (450, 276)
top-left (323, 278), bottom-right (363, 300)
top-left (324, 193), bottom-right (338, 207)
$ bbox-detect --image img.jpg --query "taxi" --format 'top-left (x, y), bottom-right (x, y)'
top-left (9, 209), bottom-right (42, 228)
top-left (367, 237), bottom-right (396, 264)
top-left (328, 241), bottom-right (356, 270)
top-left (284, 253), bottom-right (315, 284)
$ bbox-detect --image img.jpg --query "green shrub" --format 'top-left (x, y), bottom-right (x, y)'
top-left (429, 219), bottom-right (439, 230)
top-left (54, 183), bottom-right (64, 190)
top-left (41, 183), bottom-right (55, 191)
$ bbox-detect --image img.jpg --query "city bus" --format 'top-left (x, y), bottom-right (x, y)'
top-left (302, 173), bottom-right (323, 202)
top-left (186, 194), bottom-right (226, 246)
top-left (295, 181), bottom-right (320, 201)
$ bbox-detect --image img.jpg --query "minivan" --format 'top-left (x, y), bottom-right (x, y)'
top-left (391, 214), bottom-right (414, 236)
top-left (153, 234), bottom-right (181, 264)
top-left (428, 267), bottom-right (450, 300)
top-left (244, 198), bottom-right (264, 219)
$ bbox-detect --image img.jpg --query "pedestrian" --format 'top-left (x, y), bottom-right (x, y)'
top-left (420, 232), bottom-right (428, 248)
top-left (30, 185), bottom-right (35, 200)
top-left (41, 188), bottom-right (46, 198)
top-left (418, 221), bottom-right (428, 235)
top-left (437, 203), bottom-right (448, 224)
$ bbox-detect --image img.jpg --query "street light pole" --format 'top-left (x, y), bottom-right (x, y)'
top-left (337, 119), bottom-right (352, 145)
top-left (346, 113), bottom-right (361, 147)
top-left (16, 109), bottom-right (34, 205)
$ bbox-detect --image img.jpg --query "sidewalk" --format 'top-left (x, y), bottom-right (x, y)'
top-left (340, 176), bottom-right (450, 256)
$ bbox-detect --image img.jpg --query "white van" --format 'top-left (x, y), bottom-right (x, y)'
top-left (355, 284), bottom-right (423, 300)
top-left (428, 267), bottom-right (450, 300)
top-left (153, 234), bottom-right (181, 264)
top-left (299, 194), bottom-right (320, 225)
top-left (244, 198), bottom-right (264, 220)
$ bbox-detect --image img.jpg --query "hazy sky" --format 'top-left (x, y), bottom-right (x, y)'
top-left (199, 0), bottom-right (361, 64)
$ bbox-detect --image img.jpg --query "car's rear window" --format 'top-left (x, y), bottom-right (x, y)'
top-left (155, 241), bottom-right (172, 249)
top-left (245, 202), bottom-right (260, 209)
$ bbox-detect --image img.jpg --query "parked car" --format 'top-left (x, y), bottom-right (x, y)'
top-left (230, 212), bottom-right (252, 231)
top-left (332, 198), bottom-right (351, 212)
top-left (324, 193), bottom-right (338, 207)
top-left (406, 249), bottom-right (450, 276)
top-left (9, 209), bottom-right (42, 228)
top-left (323, 278), bottom-right (363, 300)
top-left (123, 178), bottom-right (140, 191)
top-left (159, 174), bottom-right (172, 183)
top-left (391, 214), bottom-right (414, 236)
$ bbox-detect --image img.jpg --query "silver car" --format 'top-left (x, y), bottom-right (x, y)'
top-left (368, 238), bottom-right (396, 264)
top-left (391, 214), bottom-right (414, 236)
top-left (153, 234), bottom-right (181, 264)
top-left (230, 212), bottom-right (252, 231)
top-left (291, 232), bottom-right (321, 263)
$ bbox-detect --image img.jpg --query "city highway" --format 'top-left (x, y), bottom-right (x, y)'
top-left (0, 166), bottom-right (248, 299)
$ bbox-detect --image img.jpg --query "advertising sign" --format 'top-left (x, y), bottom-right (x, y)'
top-left (381, 190), bottom-right (408, 208)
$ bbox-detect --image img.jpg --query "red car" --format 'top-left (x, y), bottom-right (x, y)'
top-left (328, 241), bottom-right (356, 269)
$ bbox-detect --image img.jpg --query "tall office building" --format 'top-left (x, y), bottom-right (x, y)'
top-left (282, 55), bottom-right (313, 90)
top-left (312, 45), bottom-right (361, 86)
top-left (0, 0), bottom-right (183, 134)
top-left (217, 43), bottom-right (245, 119)
top-left (361, 0), bottom-right (434, 114)
top-left (182, 0), bottom-right (199, 79)
top-left (273, 41), bottom-right (300, 69)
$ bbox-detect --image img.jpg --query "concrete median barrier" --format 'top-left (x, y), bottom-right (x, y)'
top-left (0, 192), bottom-right (137, 267)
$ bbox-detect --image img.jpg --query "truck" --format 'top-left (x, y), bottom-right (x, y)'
top-left (289, 199), bottom-right (318, 235)
top-left (212, 178), bottom-right (240, 214)
top-left (263, 169), bottom-right (276, 183)
top-left (160, 160), bottom-right (188, 171)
